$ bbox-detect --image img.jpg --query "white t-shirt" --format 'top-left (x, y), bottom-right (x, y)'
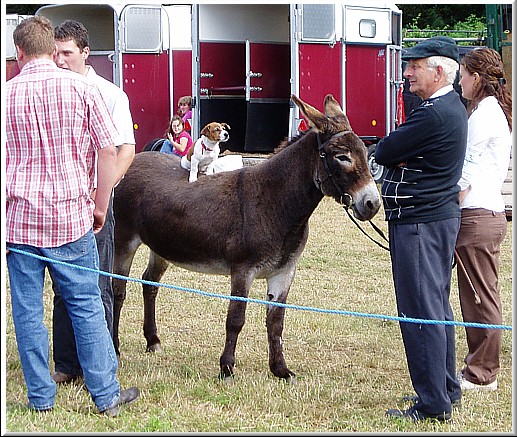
top-left (458, 96), bottom-right (512, 212)
top-left (87, 66), bottom-right (135, 147)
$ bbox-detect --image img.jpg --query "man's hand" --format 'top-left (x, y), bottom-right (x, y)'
top-left (93, 208), bottom-right (106, 234)
top-left (459, 186), bottom-right (471, 205)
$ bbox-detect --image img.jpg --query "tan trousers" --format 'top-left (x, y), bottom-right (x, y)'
top-left (455, 208), bottom-right (507, 385)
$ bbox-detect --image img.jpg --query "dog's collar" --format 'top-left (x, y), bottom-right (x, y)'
top-left (201, 141), bottom-right (215, 153)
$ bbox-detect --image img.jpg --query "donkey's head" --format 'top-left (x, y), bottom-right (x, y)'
top-left (292, 94), bottom-right (380, 221)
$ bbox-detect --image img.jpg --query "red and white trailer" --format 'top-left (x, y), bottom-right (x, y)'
top-left (8, 3), bottom-right (403, 170)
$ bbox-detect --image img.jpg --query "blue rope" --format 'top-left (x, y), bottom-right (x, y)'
top-left (7, 247), bottom-right (512, 331)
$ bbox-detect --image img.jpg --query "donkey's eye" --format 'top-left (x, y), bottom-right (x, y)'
top-left (336, 154), bottom-right (352, 163)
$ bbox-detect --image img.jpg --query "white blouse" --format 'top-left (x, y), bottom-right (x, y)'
top-left (459, 96), bottom-right (512, 212)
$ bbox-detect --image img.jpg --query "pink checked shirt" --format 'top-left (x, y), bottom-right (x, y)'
top-left (6, 59), bottom-right (117, 247)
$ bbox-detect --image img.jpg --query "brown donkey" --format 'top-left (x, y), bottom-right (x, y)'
top-left (112, 94), bottom-right (381, 382)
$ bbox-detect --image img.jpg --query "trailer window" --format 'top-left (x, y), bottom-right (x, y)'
top-left (359, 19), bottom-right (376, 38)
top-left (391, 12), bottom-right (402, 46)
top-left (6, 16), bottom-right (19, 59)
top-left (122, 6), bottom-right (162, 52)
top-left (301, 4), bottom-right (335, 42)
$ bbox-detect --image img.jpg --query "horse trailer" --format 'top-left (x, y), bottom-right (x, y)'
top-left (7, 3), bottom-right (404, 160)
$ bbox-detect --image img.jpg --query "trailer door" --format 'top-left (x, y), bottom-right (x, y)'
top-left (120, 5), bottom-right (170, 152)
top-left (198, 41), bottom-right (247, 151)
top-left (244, 41), bottom-right (291, 152)
top-left (194, 4), bottom-right (290, 152)
top-left (344, 45), bottom-right (386, 138)
top-left (290, 4), bottom-right (341, 135)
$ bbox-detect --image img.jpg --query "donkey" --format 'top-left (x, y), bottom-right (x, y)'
top-left (112, 94), bottom-right (381, 382)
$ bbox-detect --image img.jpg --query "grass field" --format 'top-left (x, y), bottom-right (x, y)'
top-left (3, 196), bottom-right (513, 433)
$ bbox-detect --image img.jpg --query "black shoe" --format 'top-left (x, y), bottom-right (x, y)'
top-left (51, 371), bottom-right (81, 384)
top-left (102, 387), bottom-right (140, 417)
top-left (386, 405), bottom-right (451, 423)
top-left (402, 394), bottom-right (461, 409)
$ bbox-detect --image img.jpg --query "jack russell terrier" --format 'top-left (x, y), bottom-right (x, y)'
top-left (181, 122), bottom-right (230, 182)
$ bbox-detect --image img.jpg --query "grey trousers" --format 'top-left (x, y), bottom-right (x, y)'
top-left (455, 208), bottom-right (507, 385)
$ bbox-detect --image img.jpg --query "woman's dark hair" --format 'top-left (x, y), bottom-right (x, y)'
top-left (461, 47), bottom-right (512, 130)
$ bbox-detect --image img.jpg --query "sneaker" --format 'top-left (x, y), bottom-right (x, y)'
top-left (459, 376), bottom-right (497, 391)
top-left (101, 387), bottom-right (140, 417)
top-left (457, 370), bottom-right (497, 391)
top-left (386, 405), bottom-right (451, 423)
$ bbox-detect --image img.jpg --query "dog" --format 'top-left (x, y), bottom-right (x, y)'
top-left (180, 122), bottom-right (230, 182)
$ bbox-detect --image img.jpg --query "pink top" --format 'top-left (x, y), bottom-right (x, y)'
top-left (172, 131), bottom-right (194, 156)
top-left (6, 59), bottom-right (116, 247)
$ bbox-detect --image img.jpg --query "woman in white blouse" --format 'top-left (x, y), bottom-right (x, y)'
top-left (456, 47), bottom-right (512, 392)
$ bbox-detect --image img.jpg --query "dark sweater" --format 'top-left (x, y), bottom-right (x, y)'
top-left (375, 90), bottom-right (467, 223)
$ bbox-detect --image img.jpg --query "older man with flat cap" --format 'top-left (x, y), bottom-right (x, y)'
top-left (375, 36), bottom-right (467, 422)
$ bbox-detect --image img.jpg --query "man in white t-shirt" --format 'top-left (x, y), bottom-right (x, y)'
top-left (51, 19), bottom-right (136, 384)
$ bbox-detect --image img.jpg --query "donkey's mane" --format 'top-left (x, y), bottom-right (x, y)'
top-left (272, 129), bottom-right (310, 154)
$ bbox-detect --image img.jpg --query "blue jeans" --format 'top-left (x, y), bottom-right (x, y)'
top-left (53, 196), bottom-right (115, 377)
top-left (7, 230), bottom-right (120, 412)
top-left (160, 139), bottom-right (181, 156)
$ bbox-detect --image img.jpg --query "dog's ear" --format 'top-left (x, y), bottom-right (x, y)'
top-left (200, 124), bottom-right (211, 136)
top-left (221, 123), bottom-right (231, 130)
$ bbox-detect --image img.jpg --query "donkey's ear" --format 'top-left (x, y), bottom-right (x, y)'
top-left (324, 94), bottom-right (344, 117)
top-left (324, 94), bottom-right (352, 130)
top-left (291, 94), bottom-right (328, 132)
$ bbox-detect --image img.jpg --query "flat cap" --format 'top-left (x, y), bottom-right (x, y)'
top-left (402, 36), bottom-right (459, 63)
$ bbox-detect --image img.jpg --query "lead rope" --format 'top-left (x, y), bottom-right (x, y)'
top-left (342, 202), bottom-right (390, 251)
top-left (316, 132), bottom-right (390, 252)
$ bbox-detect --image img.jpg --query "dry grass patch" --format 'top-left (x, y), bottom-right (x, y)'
top-left (4, 197), bottom-right (513, 432)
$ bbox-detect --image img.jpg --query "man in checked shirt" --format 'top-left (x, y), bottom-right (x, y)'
top-left (5, 16), bottom-right (139, 416)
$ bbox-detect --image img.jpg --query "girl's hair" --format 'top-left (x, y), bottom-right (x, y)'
top-left (177, 95), bottom-right (192, 108)
top-left (461, 47), bottom-right (512, 130)
top-left (165, 115), bottom-right (184, 136)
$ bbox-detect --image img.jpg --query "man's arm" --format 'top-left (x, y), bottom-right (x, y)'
top-left (111, 90), bottom-right (136, 183)
top-left (94, 144), bottom-right (117, 233)
top-left (115, 143), bottom-right (136, 184)
top-left (375, 107), bottom-right (436, 167)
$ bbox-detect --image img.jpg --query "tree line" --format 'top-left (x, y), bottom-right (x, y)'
top-left (8, 3), bottom-right (487, 29)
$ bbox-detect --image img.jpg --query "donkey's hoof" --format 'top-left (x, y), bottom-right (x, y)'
top-left (284, 374), bottom-right (297, 385)
top-left (219, 365), bottom-right (234, 383)
top-left (222, 375), bottom-right (234, 386)
top-left (146, 343), bottom-right (162, 353)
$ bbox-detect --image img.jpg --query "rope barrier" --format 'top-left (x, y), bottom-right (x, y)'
top-left (7, 247), bottom-right (512, 331)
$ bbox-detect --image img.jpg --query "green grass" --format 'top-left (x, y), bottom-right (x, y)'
top-left (3, 197), bottom-right (513, 432)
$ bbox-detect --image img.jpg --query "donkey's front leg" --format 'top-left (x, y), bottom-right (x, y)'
top-left (141, 251), bottom-right (169, 353)
top-left (219, 270), bottom-right (254, 382)
top-left (112, 277), bottom-right (127, 357)
top-left (266, 268), bottom-right (296, 382)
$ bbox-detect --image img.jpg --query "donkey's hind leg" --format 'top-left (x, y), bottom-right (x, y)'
top-left (265, 268), bottom-right (296, 382)
top-left (142, 250), bottom-right (169, 353)
top-left (112, 236), bottom-right (142, 356)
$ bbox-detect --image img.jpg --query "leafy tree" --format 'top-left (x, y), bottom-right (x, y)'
top-left (403, 13), bottom-right (487, 46)
top-left (6, 4), bottom-right (46, 15)
top-left (398, 4), bottom-right (486, 28)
